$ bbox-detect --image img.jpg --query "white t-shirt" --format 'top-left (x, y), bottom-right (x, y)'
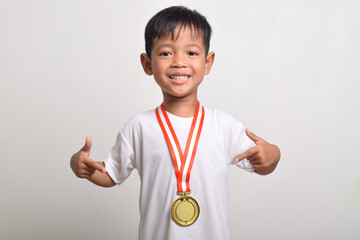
top-left (104, 107), bottom-right (255, 240)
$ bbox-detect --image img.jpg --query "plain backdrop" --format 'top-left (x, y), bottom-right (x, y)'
top-left (1, 0), bottom-right (359, 239)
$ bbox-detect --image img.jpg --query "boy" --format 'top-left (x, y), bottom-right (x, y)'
top-left (70, 6), bottom-right (280, 240)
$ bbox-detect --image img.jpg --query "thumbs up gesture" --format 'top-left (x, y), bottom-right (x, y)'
top-left (70, 137), bottom-right (106, 179)
top-left (235, 129), bottom-right (280, 175)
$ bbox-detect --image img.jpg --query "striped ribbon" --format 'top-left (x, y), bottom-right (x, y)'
top-left (155, 101), bottom-right (205, 193)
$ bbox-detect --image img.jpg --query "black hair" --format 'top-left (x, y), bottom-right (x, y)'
top-left (144, 6), bottom-right (212, 58)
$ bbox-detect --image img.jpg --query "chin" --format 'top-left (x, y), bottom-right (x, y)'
top-left (171, 91), bottom-right (197, 99)
top-left (162, 86), bottom-right (198, 99)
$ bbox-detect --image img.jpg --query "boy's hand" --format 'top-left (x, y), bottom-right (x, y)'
top-left (70, 136), bottom-right (106, 179)
top-left (235, 129), bottom-right (280, 175)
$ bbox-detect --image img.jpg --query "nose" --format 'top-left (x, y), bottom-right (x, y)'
top-left (171, 53), bottom-right (186, 68)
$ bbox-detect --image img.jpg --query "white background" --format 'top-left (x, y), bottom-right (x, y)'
top-left (1, 0), bottom-right (359, 239)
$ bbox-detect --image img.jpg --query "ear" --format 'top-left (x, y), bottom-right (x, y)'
top-left (204, 51), bottom-right (215, 75)
top-left (140, 53), bottom-right (153, 75)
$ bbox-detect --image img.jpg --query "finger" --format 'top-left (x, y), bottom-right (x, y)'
top-left (78, 172), bottom-right (94, 178)
top-left (235, 146), bottom-right (258, 162)
top-left (79, 162), bottom-right (96, 172)
top-left (247, 154), bottom-right (258, 161)
top-left (252, 165), bottom-right (261, 172)
top-left (84, 159), bottom-right (106, 173)
top-left (249, 160), bottom-right (261, 165)
top-left (80, 136), bottom-right (92, 155)
top-left (75, 168), bottom-right (95, 178)
top-left (78, 168), bottom-right (95, 175)
top-left (245, 129), bottom-right (264, 144)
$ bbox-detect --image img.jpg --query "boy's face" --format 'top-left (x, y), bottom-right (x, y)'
top-left (141, 26), bottom-right (214, 100)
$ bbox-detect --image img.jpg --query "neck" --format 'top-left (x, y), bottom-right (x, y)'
top-left (162, 92), bottom-right (198, 118)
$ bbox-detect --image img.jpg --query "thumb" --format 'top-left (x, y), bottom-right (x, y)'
top-left (245, 129), bottom-right (263, 144)
top-left (80, 136), bottom-right (92, 155)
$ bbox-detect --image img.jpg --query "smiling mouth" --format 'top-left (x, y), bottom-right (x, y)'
top-left (169, 75), bottom-right (191, 84)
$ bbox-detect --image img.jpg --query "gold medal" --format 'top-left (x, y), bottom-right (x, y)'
top-left (171, 191), bottom-right (200, 226)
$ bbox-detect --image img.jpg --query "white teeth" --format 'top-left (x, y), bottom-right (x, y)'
top-left (170, 75), bottom-right (189, 80)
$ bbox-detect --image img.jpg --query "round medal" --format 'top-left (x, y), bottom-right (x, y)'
top-left (171, 194), bottom-right (200, 226)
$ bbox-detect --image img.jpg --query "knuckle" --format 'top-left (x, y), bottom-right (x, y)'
top-left (256, 145), bottom-right (263, 151)
top-left (76, 155), bottom-right (83, 162)
top-left (78, 152), bottom-right (86, 159)
top-left (262, 162), bottom-right (270, 168)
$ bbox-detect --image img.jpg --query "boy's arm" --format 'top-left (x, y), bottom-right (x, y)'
top-left (235, 129), bottom-right (280, 175)
top-left (70, 137), bottom-right (116, 187)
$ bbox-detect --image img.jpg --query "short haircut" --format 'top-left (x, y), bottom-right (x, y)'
top-left (144, 6), bottom-right (212, 58)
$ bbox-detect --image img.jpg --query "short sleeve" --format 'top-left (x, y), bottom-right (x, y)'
top-left (104, 130), bottom-right (135, 185)
top-left (228, 120), bottom-right (256, 172)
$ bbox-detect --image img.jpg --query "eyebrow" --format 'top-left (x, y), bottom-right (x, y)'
top-left (186, 43), bottom-right (201, 48)
top-left (155, 43), bottom-right (201, 51)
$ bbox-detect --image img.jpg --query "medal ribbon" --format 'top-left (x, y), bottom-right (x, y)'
top-left (156, 101), bottom-right (205, 193)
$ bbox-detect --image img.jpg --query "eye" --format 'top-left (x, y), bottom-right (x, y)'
top-left (188, 51), bottom-right (198, 56)
top-left (160, 52), bottom-right (171, 56)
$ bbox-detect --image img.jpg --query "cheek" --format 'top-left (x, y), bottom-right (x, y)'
top-left (152, 69), bottom-right (166, 80)
top-left (194, 62), bottom-right (206, 74)
top-left (151, 60), bottom-right (167, 75)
